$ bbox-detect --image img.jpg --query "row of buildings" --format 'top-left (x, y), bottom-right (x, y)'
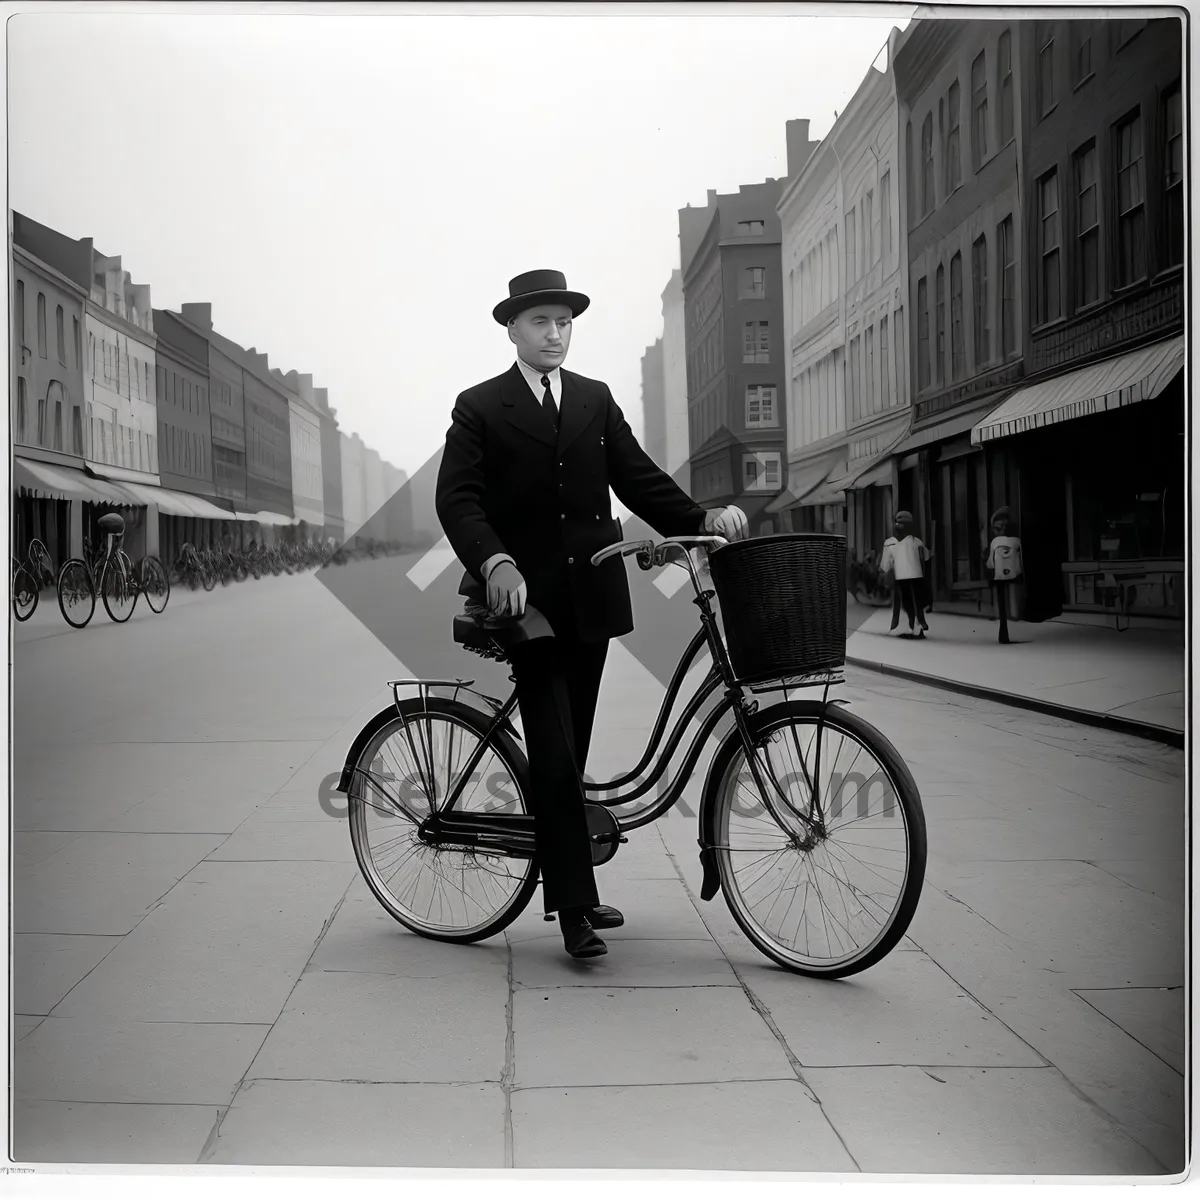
top-left (640, 17), bottom-right (1184, 624)
top-left (11, 212), bottom-right (414, 571)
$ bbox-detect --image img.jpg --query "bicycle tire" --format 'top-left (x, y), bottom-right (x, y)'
top-left (57, 559), bottom-right (96, 628)
top-left (13, 561), bottom-right (38, 621)
top-left (348, 696), bottom-right (539, 944)
top-left (139, 555), bottom-right (171, 613)
top-left (704, 699), bottom-right (926, 979)
top-left (100, 559), bottom-right (137, 623)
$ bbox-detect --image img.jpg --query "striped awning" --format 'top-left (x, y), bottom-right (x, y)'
top-left (972, 336), bottom-right (1183, 445)
top-left (764, 450), bottom-right (844, 514)
top-left (13, 458), bottom-right (137, 505)
top-left (116, 481), bottom-right (235, 521)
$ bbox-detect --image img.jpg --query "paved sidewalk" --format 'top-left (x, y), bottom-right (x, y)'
top-left (845, 601), bottom-right (1185, 736)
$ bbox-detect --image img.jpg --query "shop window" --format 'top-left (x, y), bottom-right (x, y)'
top-left (1074, 142), bottom-right (1100, 306)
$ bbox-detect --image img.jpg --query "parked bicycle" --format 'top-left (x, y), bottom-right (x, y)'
top-left (12, 538), bottom-right (55, 622)
top-left (56, 514), bottom-right (169, 627)
top-left (338, 533), bottom-right (927, 978)
top-left (173, 542), bottom-right (216, 592)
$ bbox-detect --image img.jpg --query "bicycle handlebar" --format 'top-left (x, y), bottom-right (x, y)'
top-left (589, 534), bottom-right (728, 570)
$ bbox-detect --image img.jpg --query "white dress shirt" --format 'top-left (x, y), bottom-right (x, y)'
top-left (515, 356), bottom-right (562, 407)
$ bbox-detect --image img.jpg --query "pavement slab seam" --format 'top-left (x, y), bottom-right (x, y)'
top-left (509, 1076), bottom-right (802, 1091)
top-left (501, 937), bottom-right (516, 1169)
top-left (197, 868), bottom-right (360, 1164)
top-left (651, 826), bottom-right (864, 1172)
top-left (1072, 990), bottom-right (1183, 1078)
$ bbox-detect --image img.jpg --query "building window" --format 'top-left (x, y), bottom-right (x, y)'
top-left (946, 79), bottom-right (961, 192)
top-left (999, 29), bottom-right (1014, 144)
top-left (15, 278), bottom-right (24, 347)
top-left (55, 305), bottom-right (66, 363)
top-left (146, 362), bottom-right (152, 402)
top-left (1115, 110), bottom-right (1146, 287)
top-left (849, 335), bottom-right (861, 414)
top-left (742, 452), bottom-right (781, 491)
top-left (745, 384), bottom-right (777, 428)
top-left (921, 113), bottom-right (934, 215)
top-left (999, 216), bottom-right (1017, 357)
top-left (935, 265), bottom-right (946, 385)
top-left (905, 121), bottom-right (915, 223)
top-left (880, 171), bottom-right (892, 260)
top-left (1073, 24), bottom-right (1093, 85)
top-left (880, 315), bottom-right (891, 408)
top-left (1113, 19), bottom-right (1146, 51)
top-left (1038, 169), bottom-right (1062, 323)
top-left (917, 277), bottom-right (930, 389)
top-left (971, 51), bottom-right (988, 171)
top-left (743, 321), bottom-right (769, 363)
top-left (36, 292), bottom-right (47, 358)
top-left (864, 191), bottom-right (874, 266)
top-left (865, 325), bottom-right (876, 411)
top-left (741, 267), bottom-right (766, 298)
top-left (846, 208), bottom-right (856, 280)
top-left (53, 398), bottom-right (62, 450)
top-left (1074, 142), bottom-right (1100, 307)
top-left (72, 405), bottom-right (83, 455)
top-left (37, 395), bottom-right (45, 444)
top-left (737, 220), bottom-right (765, 236)
top-left (1037, 23), bottom-right (1056, 118)
top-left (972, 235), bottom-right (989, 366)
top-left (16, 376), bottom-right (26, 442)
top-left (895, 306), bottom-right (905, 393)
top-left (73, 316), bottom-right (80, 368)
top-left (1164, 84), bottom-right (1184, 267)
top-left (950, 253), bottom-right (964, 379)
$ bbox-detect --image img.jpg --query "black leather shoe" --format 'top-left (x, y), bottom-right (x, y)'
top-left (559, 909), bottom-right (607, 959)
top-left (583, 904), bottom-right (624, 929)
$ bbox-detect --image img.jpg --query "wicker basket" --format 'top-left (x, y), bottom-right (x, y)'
top-left (707, 533), bottom-right (847, 685)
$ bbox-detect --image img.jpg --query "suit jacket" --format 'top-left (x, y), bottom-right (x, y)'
top-left (436, 362), bottom-right (708, 641)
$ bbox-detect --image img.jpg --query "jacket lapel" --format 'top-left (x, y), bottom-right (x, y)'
top-left (556, 370), bottom-right (597, 453)
top-left (500, 362), bottom-right (556, 447)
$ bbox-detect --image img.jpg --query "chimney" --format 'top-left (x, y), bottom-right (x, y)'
top-left (181, 302), bottom-right (213, 329)
top-left (785, 118), bottom-right (818, 181)
top-left (706, 188), bottom-right (717, 206)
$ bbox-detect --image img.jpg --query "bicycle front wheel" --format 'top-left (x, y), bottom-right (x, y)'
top-left (706, 699), bottom-right (926, 978)
top-left (139, 555), bottom-right (170, 613)
top-left (348, 696), bottom-right (538, 943)
top-left (13, 561), bottom-right (38, 621)
top-left (57, 559), bottom-right (96, 628)
top-left (101, 560), bottom-right (136, 623)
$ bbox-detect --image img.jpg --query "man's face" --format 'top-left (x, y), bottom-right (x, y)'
top-left (508, 304), bottom-right (573, 372)
top-left (895, 517), bottom-right (912, 538)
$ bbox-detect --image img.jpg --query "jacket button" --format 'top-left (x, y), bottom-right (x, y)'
top-left (561, 513), bottom-right (566, 519)
top-left (568, 556), bottom-right (575, 564)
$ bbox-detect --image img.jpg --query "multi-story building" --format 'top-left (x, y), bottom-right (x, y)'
top-left (278, 369), bottom-right (326, 538)
top-left (312, 387), bottom-right (345, 543)
top-left (660, 268), bottom-right (690, 489)
top-left (242, 351), bottom-right (294, 525)
top-left (11, 217), bottom-right (93, 566)
top-left (682, 159), bottom-right (811, 534)
top-left (770, 119), bottom-right (846, 535)
top-left (382, 462), bottom-right (413, 545)
top-left (363, 444), bottom-right (387, 534)
top-left (967, 16), bottom-right (1184, 623)
top-left (340, 430), bottom-right (367, 540)
top-left (892, 19), bottom-right (1028, 613)
top-left (640, 338), bottom-right (666, 467)
top-left (829, 30), bottom-right (912, 562)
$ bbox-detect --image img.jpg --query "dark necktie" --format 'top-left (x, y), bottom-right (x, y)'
top-left (540, 374), bottom-right (558, 431)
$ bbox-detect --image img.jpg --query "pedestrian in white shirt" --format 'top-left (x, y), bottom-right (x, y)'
top-left (985, 506), bottom-right (1023, 645)
top-left (881, 511), bottom-right (931, 638)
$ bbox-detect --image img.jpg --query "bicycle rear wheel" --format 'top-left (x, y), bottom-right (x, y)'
top-left (705, 699), bottom-right (926, 978)
top-left (57, 559), bottom-right (95, 628)
top-left (139, 555), bottom-right (170, 613)
top-left (347, 696), bottom-right (538, 943)
top-left (101, 560), bottom-right (137, 622)
top-left (13, 561), bottom-right (38, 621)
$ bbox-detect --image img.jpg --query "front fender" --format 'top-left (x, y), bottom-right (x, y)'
top-left (335, 700), bottom-right (521, 793)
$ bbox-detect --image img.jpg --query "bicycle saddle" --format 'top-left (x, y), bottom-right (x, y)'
top-left (97, 513), bottom-right (125, 534)
top-left (453, 569), bottom-right (555, 651)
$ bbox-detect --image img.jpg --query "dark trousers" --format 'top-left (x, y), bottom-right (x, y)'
top-left (508, 633), bottom-right (609, 914)
top-left (892, 579), bottom-right (925, 630)
top-left (994, 581), bottom-right (1011, 643)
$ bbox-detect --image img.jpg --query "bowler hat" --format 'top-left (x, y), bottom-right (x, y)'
top-left (493, 269), bottom-right (590, 325)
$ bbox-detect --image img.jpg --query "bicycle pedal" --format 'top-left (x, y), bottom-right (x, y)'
top-left (543, 914), bottom-right (557, 923)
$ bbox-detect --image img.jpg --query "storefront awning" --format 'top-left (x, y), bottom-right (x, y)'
top-left (13, 458), bottom-right (137, 505)
top-left (799, 484), bottom-right (845, 508)
top-left (764, 450), bottom-right (843, 514)
top-left (829, 422), bottom-right (910, 493)
top-left (237, 509), bottom-right (296, 527)
top-left (116, 481), bottom-right (235, 521)
top-left (85, 461), bottom-right (162, 488)
top-left (972, 336), bottom-right (1184, 446)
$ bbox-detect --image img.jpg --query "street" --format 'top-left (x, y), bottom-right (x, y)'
top-left (11, 554), bottom-right (1184, 1175)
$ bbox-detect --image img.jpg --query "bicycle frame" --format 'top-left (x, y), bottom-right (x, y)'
top-left (344, 537), bottom-right (844, 860)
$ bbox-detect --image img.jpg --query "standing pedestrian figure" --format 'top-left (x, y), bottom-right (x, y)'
top-left (986, 506), bottom-right (1023, 645)
top-left (436, 270), bottom-right (748, 961)
top-left (881, 510), bottom-right (931, 637)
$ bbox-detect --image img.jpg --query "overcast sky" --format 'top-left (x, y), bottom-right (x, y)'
top-left (10, 3), bottom-right (911, 478)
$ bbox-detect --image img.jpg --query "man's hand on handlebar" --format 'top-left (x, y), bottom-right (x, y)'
top-left (703, 505), bottom-right (749, 542)
top-left (486, 560), bottom-right (527, 618)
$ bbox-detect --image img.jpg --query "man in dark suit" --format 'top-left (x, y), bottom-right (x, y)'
top-left (436, 270), bottom-right (747, 960)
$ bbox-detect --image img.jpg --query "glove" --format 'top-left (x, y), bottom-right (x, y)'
top-left (703, 505), bottom-right (749, 542)
top-left (485, 559), bottom-right (527, 618)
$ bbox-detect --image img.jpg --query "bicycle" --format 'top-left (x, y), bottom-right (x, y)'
top-left (57, 514), bottom-right (138, 626)
top-left (12, 538), bottom-right (55, 622)
top-left (337, 532), bottom-right (927, 978)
